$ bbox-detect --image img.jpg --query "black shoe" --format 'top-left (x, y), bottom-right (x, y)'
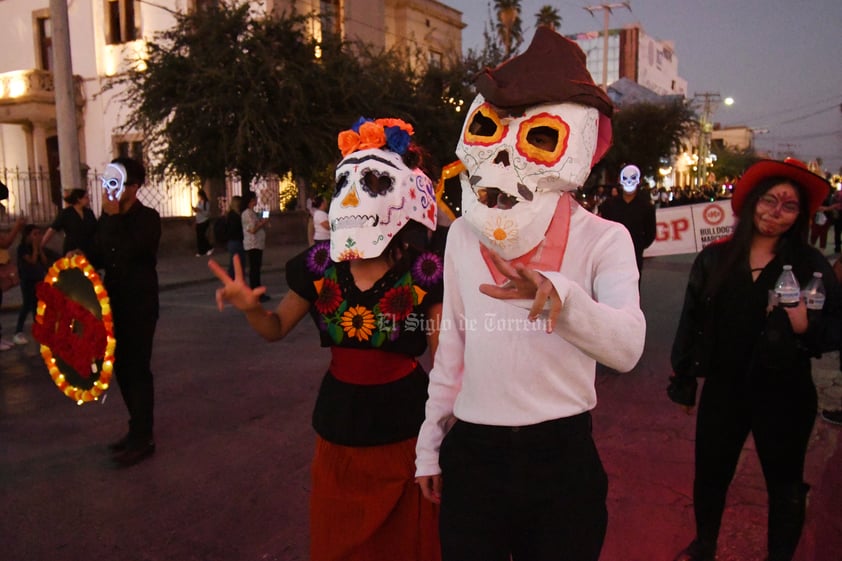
top-left (112, 439), bottom-right (155, 467)
top-left (673, 539), bottom-right (715, 561)
top-left (107, 434), bottom-right (131, 453)
top-left (821, 409), bottom-right (842, 425)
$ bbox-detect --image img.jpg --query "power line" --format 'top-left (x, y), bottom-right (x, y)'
top-left (771, 104), bottom-right (841, 127)
top-left (739, 94), bottom-right (842, 124)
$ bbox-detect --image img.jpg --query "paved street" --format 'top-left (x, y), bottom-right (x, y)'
top-left (1, 247), bottom-right (840, 561)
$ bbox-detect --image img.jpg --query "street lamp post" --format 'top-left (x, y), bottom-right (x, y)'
top-left (693, 92), bottom-right (733, 187)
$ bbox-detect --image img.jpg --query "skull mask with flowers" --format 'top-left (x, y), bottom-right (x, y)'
top-left (457, 94), bottom-right (600, 259)
top-left (329, 118), bottom-right (437, 262)
top-left (619, 164), bottom-right (641, 193)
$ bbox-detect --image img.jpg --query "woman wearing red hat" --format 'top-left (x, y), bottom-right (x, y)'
top-left (668, 158), bottom-right (841, 561)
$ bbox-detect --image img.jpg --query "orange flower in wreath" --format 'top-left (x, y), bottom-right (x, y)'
top-left (358, 121), bottom-right (387, 151)
top-left (375, 118), bottom-right (414, 135)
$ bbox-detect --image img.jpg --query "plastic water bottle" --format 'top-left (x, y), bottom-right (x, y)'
top-left (803, 272), bottom-right (826, 311)
top-left (775, 265), bottom-right (801, 307)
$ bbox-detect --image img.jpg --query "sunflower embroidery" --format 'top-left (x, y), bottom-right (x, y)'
top-left (314, 277), bottom-right (343, 314)
top-left (378, 286), bottom-right (414, 322)
top-left (339, 305), bottom-right (376, 341)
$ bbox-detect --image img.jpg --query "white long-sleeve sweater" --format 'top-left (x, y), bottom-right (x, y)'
top-left (415, 204), bottom-right (646, 477)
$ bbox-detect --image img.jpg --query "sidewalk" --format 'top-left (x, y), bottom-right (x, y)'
top-left (0, 242), bottom-right (309, 313)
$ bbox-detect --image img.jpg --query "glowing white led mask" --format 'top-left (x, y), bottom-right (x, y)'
top-left (456, 95), bottom-right (599, 259)
top-left (101, 163), bottom-right (127, 202)
top-left (329, 148), bottom-right (436, 261)
top-left (620, 164), bottom-right (641, 193)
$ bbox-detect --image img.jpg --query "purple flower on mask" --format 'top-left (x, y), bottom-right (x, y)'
top-left (306, 241), bottom-right (331, 275)
top-left (412, 251), bottom-right (443, 287)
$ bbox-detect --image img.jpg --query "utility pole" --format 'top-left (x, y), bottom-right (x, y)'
top-left (49, 0), bottom-right (83, 194)
top-left (693, 92), bottom-right (728, 187)
top-left (583, 2), bottom-right (631, 90)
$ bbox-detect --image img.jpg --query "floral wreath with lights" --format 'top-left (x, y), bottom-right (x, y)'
top-left (32, 254), bottom-right (115, 404)
top-left (337, 117), bottom-right (415, 157)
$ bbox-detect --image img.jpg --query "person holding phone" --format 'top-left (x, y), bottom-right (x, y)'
top-left (241, 192), bottom-right (270, 302)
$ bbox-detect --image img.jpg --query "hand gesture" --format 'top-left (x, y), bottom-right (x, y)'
top-left (478, 250), bottom-right (563, 333)
top-left (208, 254), bottom-right (266, 312)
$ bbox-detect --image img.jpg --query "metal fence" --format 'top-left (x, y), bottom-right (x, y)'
top-left (0, 167), bottom-right (298, 229)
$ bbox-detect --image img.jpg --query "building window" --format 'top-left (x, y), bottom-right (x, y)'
top-left (105, 0), bottom-right (139, 45)
top-left (114, 136), bottom-right (144, 163)
top-left (35, 15), bottom-right (53, 71)
top-left (429, 50), bottom-right (442, 67)
top-left (320, 0), bottom-right (342, 37)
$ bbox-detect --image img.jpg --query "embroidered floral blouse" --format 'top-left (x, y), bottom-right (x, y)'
top-left (285, 241), bottom-right (445, 446)
top-left (286, 241), bottom-right (444, 356)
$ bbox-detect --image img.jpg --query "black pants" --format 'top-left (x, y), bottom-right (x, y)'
top-left (15, 280), bottom-right (37, 333)
top-left (692, 368), bottom-right (816, 558)
top-left (195, 221), bottom-right (212, 254)
top-left (113, 308), bottom-right (158, 441)
top-left (247, 248), bottom-right (263, 290)
top-left (438, 412), bottom-right (608, 561)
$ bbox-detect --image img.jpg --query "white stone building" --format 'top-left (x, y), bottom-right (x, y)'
top-left (0, 0), bottom-right (463, 223)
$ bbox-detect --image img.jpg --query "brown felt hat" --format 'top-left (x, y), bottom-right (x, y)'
top-left (732, 158), bottom-right (830, 216)
top-left (474, 27), bottom-right (614, 165)
top-left (474, 26), bottom-right (614, 118)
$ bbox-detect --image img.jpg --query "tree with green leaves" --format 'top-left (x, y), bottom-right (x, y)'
top-left (535, 5), bottom-right (562, 31)
top-left (596, 100), bottom-right (698, 184)
top-left (711, 143), bottom-right (759, 182)
top-left (106, 1), bottom-right (472, 205)
top-left (494, 0), bottom-right (523, 59)
top-left (106, 2), bottom-right (329, 202)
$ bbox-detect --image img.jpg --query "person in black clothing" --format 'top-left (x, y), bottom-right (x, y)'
top-left (97, 157), bottom-right (161, 467)
top-left (599, 164), bottom-right (656, 278)
top-left (667, 158), bottom-right (839, 561)
top-left (224, 195), bottom-right (245, 278)
top-left (42, 188), bottom-right (98, 261)
top-left (13, 224), bottom-right (58, 345)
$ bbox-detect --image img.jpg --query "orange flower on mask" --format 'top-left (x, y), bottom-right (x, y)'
top-left (375, 118), bottom-right (414, 135)
top-left (338, 130), bottom-right (361, 157)
top-left (358, 121), bottom-right (387, 151)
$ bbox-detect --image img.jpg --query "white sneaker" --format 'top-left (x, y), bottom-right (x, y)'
top-left (205, 249), bottom-right (214, 256)
top-left (0, 339), bottom-right (13, 351)
top-left (13, 332), bottom-right (28, 345)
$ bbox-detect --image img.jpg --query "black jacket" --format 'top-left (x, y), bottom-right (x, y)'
top-left (599, 192), bottom-right (656, 258)
top-left (668, 238), bottom-right (841, 405)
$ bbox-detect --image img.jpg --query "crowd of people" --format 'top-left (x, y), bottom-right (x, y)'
top-left (578, 182), bottom-right (734, 215)
top-left (2, 25), bottom-right (841, 561)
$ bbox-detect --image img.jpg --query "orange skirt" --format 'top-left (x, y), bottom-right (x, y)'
top-left (310, 436), bottom-right (441, 561)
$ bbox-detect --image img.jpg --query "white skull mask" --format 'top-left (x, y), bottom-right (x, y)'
top-left (456, 95), bottom-right (599, 259)
top-left (329, 148), bottom-right (436, 261)
top-left (620, 164), bottom-right (641, 193)
top-left (101, 163), bottom-right (127, 202)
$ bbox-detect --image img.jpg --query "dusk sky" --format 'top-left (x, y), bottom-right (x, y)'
top-left (445, 0), bottom-right (842, 174)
